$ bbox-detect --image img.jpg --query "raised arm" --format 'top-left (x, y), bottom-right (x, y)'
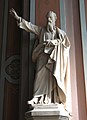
top-left (9, 8), bottom-right (20, 22)
top-left (9, 8), bottom-right (41, 36)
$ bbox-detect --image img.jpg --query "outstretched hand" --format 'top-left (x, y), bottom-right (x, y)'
top-left (9, 8), bottom-right (20, 21)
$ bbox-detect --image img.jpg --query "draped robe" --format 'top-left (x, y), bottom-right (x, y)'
top-left (18, 18), bottom-right (71, 105)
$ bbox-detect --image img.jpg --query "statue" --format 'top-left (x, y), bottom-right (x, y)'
top-left (10, 8), bottom-right (70, 108)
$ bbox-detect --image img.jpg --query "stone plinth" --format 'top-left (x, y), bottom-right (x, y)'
top-left (25, 104), bottom-right (69, 120)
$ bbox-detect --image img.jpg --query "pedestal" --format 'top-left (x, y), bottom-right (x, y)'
top-left (25, 104), bottom-right (69, 120)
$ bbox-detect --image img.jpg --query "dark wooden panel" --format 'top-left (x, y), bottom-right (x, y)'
top-left (3, 80), bottom-right (19, 120)
top-left (0, 0), bottom-right (4, 71)
top-left (3, 0), bottom-right (22, 120)
top-left (0, 1), bottom-right (5, 120)
top-left (36, 0), bottom-right (60, 27)
top-left (6, 0), bottom-right (22, 59)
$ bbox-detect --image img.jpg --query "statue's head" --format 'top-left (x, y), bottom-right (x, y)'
top-left (46, 11), bottom-right (57, 23)
top-left (46, 11), bottom-right (57, 32)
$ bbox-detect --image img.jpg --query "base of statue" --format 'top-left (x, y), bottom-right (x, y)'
top-left (25, 104), bottom-right (69, 120)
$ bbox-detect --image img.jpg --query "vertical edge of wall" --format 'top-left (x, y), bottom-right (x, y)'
top-left (65, 0), bottom-right (79, 120)
top-left (79, 0), bottom-right (87, 113)
top-left (29, 0), bottom-right (36, 100)
top-left (0, 0), bottom-right (8, 120)
top-left (65, 0), bottom-right (87, 120)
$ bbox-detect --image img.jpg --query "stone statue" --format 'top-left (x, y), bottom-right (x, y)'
top-left (10, 8), bottom-right (70, 108)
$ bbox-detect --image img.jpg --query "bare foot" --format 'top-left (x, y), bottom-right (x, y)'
top-left (28, 97), bottom-right (38, 105)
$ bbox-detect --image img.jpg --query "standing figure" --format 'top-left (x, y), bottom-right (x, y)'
top-left (10, 8), bottom-right (70, 107)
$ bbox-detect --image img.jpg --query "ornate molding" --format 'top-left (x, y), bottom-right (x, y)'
top-left (5, 59), bottom-right (20, 79)
top-left (4, 55), bottom-right (20, 84)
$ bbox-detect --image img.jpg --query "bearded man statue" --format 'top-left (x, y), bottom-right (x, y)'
top-left (10, 9), bottom-right (71, 110)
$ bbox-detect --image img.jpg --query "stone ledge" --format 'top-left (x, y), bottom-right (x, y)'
top-left (25, 104), bottom-right (69, 120)
top-left (25, 115), bottom-right (69, 120)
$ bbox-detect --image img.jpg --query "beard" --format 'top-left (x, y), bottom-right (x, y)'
top-left (47, 21), bottom-right (55, 33)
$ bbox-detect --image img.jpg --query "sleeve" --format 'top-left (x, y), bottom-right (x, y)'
top-left (17, 17), bottom-right (41, 36)
top-left (63, 33), bottom-right (71, 48)
top-left (59, 30), bottom-right (70, 48)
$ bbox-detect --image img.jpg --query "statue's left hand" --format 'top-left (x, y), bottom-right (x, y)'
top-left (45, 40), bottom-right (54, 47)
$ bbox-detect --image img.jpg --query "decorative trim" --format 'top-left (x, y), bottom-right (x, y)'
top-left (30, 0), bottom-right (35, 41)
top-left (29, 0), bottom-right (36, 97)
top-left (60, 0), bottom-right (66, 31)
top-left (4, 55), bottom-right (20, 84)
top-left (84, 0), bottom-right (87, 28)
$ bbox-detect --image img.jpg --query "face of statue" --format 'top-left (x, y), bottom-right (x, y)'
top-left (46, 11), bottom-right (57, 33)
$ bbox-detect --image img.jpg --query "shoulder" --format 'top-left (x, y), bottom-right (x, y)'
top-left (56, 27), bottom-right (66, 36)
